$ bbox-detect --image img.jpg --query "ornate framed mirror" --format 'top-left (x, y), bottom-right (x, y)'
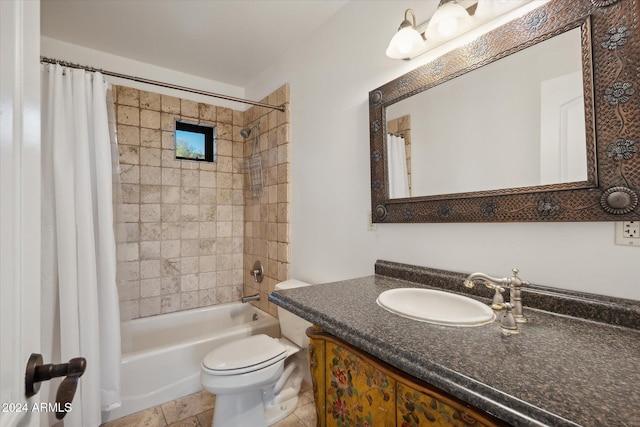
top-left (369, 0), bottom-right (639, 222)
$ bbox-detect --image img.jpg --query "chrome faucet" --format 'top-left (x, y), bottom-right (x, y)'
top-left (464, 268), bottom-right (529, 332)
top-left (241, 294), bottom-right (260, 303)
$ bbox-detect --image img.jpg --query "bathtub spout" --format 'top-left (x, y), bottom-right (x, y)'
top-left (241, 294), bottom-right (260, 303)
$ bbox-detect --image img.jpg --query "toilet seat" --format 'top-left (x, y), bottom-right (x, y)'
top-left (202, 334), bottom-right (287, 376)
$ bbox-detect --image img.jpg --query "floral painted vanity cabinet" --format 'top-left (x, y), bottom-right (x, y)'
top-left (307, 328), bottom-right (507, 427)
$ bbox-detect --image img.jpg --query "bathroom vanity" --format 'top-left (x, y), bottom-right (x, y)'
top-left (269, 261), bottom-right (640, 427)
top-left (306, 327), bottom-right (506, 427)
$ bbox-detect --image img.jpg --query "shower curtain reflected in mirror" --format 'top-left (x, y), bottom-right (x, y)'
top-left (387, 133), bottom-right (410, 199)
top-left (41, 64), bottom-right (121, 426)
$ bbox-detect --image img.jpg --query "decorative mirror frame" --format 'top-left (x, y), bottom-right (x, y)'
top-left (369, 0), bottom-right (640, 223)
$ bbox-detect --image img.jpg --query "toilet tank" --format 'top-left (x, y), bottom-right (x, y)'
top-left (275, 280), bottom-right (313, 348)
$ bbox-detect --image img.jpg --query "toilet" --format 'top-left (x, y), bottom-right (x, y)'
top-left (200, 280), bottom-right (313, 427)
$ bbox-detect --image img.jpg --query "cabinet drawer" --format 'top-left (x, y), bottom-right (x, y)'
top-left (325, 341), bottom-right (396, 427)
top-left (397, 382), bottom-right (488, 427)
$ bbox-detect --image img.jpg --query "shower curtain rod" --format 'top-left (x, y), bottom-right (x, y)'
top-left (40, 56), bottom-right (286, 112)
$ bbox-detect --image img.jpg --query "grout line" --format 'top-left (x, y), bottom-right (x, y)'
top-left (159, 403), bottom-right (170, 426)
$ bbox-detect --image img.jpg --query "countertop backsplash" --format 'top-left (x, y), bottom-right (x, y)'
top-left (374, 260), bottom-right (640, 330)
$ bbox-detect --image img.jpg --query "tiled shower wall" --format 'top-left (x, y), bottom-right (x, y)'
top-left (115, 84), bottom-right (290, 319)
top-left (243, 85), bottom-right (291, 317)
top-left (115, 87), bottom-right (246, 319)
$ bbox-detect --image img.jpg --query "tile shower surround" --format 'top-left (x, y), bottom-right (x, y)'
top-left (114, 85), bottom-right (290, 319)
top-left (242, 86), bottom-right (291, 318)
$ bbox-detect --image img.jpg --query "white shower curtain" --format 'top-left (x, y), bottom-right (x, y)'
top-left (387, 133), bottom-right (410, 198)
top-left (41, 64), bottom-right (121, 426)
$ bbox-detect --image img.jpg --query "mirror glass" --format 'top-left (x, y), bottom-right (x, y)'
top-left (386, 28), bottom-right (586, 199)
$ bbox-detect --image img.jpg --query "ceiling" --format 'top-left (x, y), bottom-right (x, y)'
top-left (41, 0), bottom-right (349, 87)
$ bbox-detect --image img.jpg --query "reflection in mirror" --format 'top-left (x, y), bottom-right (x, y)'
top-left (386, 27), bottom-right (586, 198)
top-left (387, 115), bottom-right (412, 198)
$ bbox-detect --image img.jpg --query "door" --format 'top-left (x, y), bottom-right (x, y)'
top-left (539, 71), bottom-right (588, 185)
top-left (1, 1), bottom-right (42, 426)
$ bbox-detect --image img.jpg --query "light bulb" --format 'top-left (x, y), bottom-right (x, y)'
top-left (386, 27), bottom-right (425, 59)
top-left (476, 0), bottom-right (524, 19)
top-left (434, 15), bottom-right (459, 37)
top-left (425, 2), bottom-right (473, 41)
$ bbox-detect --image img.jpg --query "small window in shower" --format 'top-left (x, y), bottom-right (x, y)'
top-left (175, 121), bottom-right (216, 162)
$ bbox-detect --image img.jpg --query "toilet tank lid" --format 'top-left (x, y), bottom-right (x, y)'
top-left (274, 279), bottom-right (312, 291)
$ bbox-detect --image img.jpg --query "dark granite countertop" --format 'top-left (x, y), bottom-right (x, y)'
top-left (269, 262), bottom-right (640, 427)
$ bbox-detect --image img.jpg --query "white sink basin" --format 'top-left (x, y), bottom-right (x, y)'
top-left (376, 288), bottom-right (496, 327)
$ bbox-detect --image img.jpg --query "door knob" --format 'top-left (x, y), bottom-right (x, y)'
top-left (25, 353), bottom-right (86, 420)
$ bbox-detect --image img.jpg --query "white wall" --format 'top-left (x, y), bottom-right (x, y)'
top-left (246, 1), bottom-right (640, 300)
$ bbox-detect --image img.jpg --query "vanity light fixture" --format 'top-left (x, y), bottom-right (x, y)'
top-left (386, 2), bottom-right (477, 60)
top-left (386, 0), bottom-right (534, 60)
top-left (425, 0), bottom-right (473, 41)
top-left (474, 0), bottom-right (517, 18)
top-left (386, 9), bottom-right (426, 59)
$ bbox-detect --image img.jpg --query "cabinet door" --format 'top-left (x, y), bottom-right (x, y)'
top-left (397, 382), bottom-right (487, 427)
top-left (325, 342), bottom-right (396, 427)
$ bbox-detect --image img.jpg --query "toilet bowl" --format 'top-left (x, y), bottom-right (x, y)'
top-left (200, 280), bottom-right (312, 427)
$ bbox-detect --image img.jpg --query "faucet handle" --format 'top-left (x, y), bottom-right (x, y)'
top-left (500, 303), bottom-right (520, 335)
top-left (250, 261), bottom-right (264, 283)
top-left (490, 286), bottom-right (506, 311)
top-left (510, 268), bottom-right (528, 287)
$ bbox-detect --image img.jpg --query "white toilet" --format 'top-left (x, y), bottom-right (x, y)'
top-left (200, 280), bottom-right (313, 427)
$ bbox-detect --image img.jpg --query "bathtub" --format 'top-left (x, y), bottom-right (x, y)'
top-left (101, 302), bottom-right (280, 423)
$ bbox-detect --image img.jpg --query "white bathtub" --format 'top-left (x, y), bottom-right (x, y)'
top-left (101, 303), bottom-right (280, 423)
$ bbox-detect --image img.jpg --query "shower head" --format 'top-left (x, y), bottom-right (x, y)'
top-left (240, 127), bottom-right (251, 139)
top-left (240, 124), bottom-right (259, 139)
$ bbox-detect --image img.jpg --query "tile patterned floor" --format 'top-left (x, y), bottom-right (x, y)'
top-left (100, 382), bottom-right (317, 427)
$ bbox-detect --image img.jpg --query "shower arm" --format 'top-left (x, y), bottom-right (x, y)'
top-left (240, 124), bottom-right (261, 158)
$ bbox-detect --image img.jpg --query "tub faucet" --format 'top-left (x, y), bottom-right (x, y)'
top-left (241, 294), bottom-right (260, 303)
top-left (464, 268), bottom-right (529, 324)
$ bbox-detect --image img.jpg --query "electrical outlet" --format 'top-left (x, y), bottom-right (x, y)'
top-left (367, 210), bottom-right (377, 231)
top-left (623, 221), bottom-right (640, 238)
top-left (615, 221), bottom-right (640, 246)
